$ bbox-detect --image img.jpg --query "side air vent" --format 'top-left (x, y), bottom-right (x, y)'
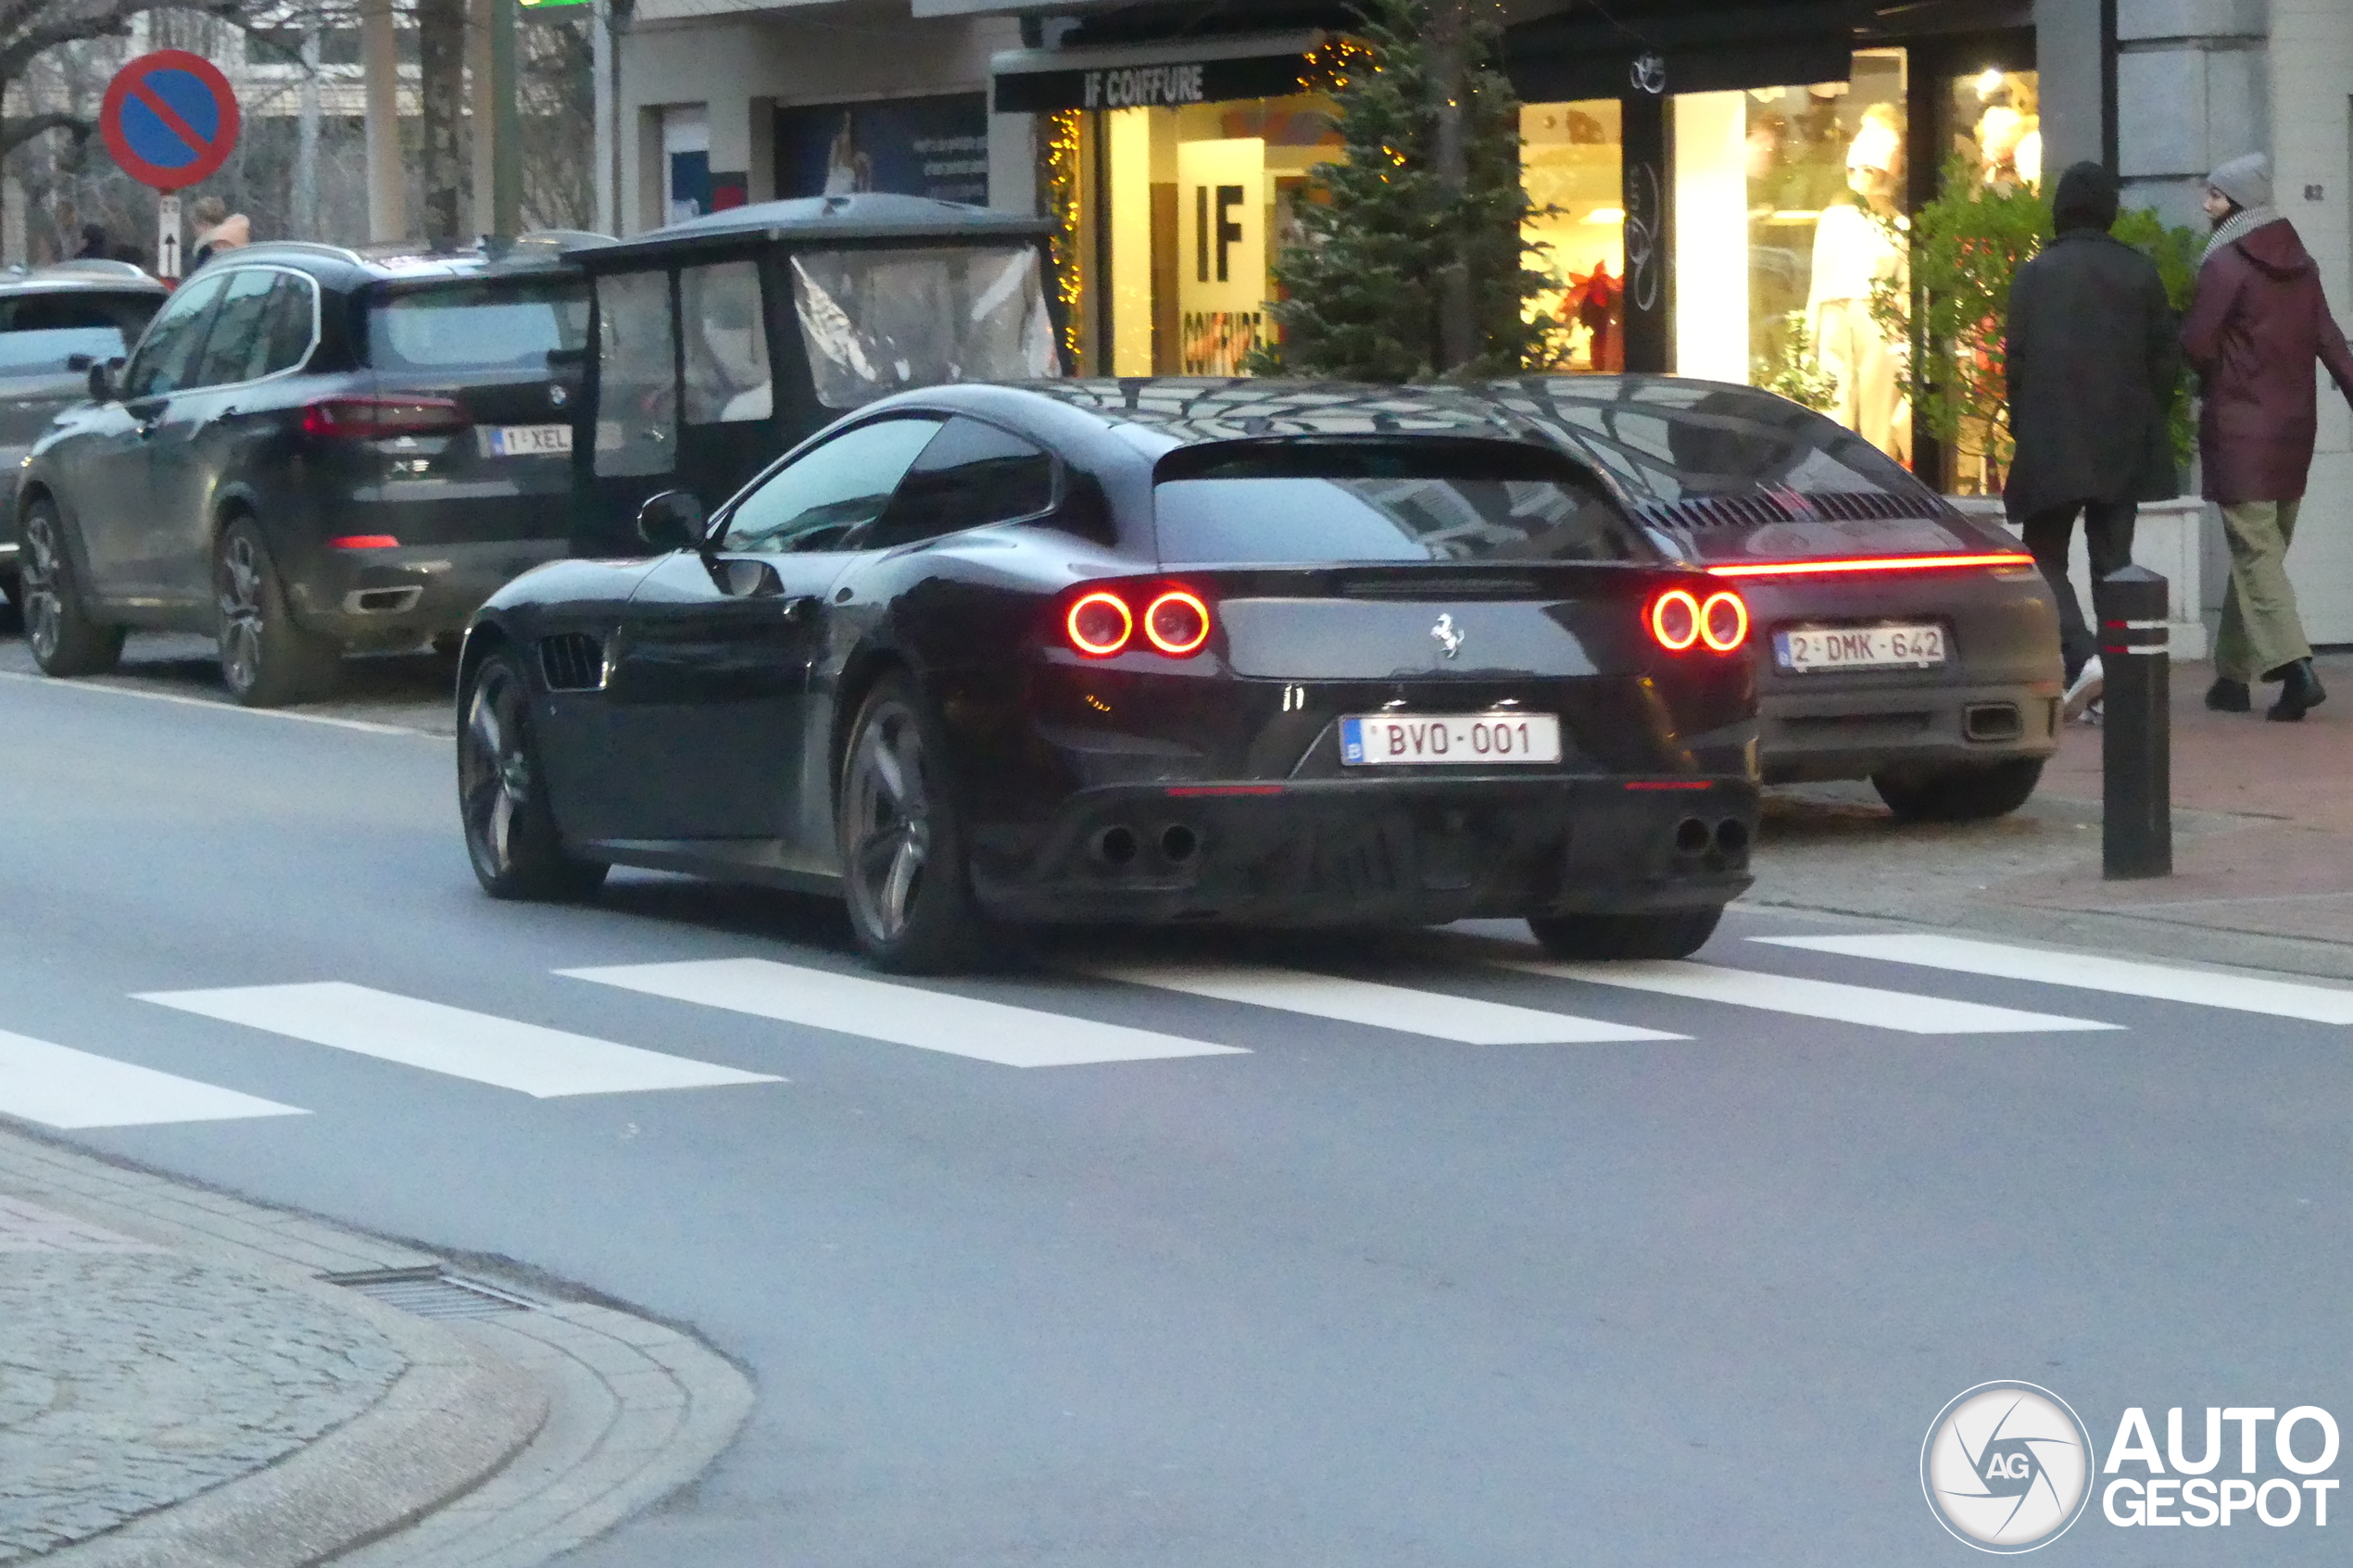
top-left (538, 633), bottom-right (606, 692)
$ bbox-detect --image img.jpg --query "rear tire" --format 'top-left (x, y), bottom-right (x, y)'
top-left (836, 672), bottom-right (995, 973)
top-left (1529, 906), bottom-right (1723, 960)
top-left (215, 519), bottom-right (341, 707)
top-left (458, 647), bottom-right (609, 900)
top-left (19, 498), bottom-right (123, 676)
top-left (1871, 758), bottom-right (2045, 822)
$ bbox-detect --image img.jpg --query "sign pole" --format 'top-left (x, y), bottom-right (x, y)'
top-left (491, 0), bottom-right (521, 238)
top-left (157, 192), bottom-right (182, 278)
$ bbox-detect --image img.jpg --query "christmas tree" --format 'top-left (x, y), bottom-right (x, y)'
top-left (1252, 0), bottom-right (1559, 380)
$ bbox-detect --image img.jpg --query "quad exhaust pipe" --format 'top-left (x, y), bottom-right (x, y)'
top-left (1089, 822), bottom-right (1202, 868)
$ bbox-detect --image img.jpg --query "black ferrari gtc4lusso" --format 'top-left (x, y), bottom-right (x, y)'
top-left (456, 380), bottom-right (1766, 972)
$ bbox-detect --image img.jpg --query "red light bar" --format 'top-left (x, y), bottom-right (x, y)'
top-left (1624, 780), bottom-right (1715, 792)
top-left (329, 534), bottom-right (400, 549)
top-left (1705, 551), bottom-right (2035, 580)
top-left (1167, 784), bottom-right (1285, 797)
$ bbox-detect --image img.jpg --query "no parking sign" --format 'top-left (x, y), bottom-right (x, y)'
top-left (99, 50), bottom-right (241, 278)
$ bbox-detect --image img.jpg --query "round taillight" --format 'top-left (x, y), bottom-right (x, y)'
top-left (1649, 588), bottom-right (1702, 651)
top-left (1700, 590), bottom-right (1748, 652)
top-left (1066, 591), bottom-right (1133, 657)
top-left (1143, 590), bottom-right (1211, 656)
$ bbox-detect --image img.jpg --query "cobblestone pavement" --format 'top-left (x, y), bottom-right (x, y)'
top-left (0, 1208), bottom-right (409, 1564)
top-left (0, 1130), bottom-right (752, 1568)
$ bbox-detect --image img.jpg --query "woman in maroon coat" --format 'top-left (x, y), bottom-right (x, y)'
top-left (2182, 152), bottom-right (2353, 720)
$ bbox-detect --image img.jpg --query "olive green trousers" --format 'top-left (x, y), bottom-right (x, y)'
top-left (2213, 498), bottom-right (2312, 682)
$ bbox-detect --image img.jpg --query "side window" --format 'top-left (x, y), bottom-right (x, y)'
top-left (720, 418), bottom-right (944, 554)
top-left (867, 417), bottom-right (1056, 549)
top-left (594, 269), bottom-right (675, 477)
top-left (120, 271), bottom-right (229, 400)
top-left (258, 274), bottom-right (319, 376)
top-left (192, 270), bottom-right (283, 387)
top-left (681, 260), bottom-right (771, 425)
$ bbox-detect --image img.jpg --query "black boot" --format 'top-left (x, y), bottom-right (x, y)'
top-left (2206, 677), bottom-right (2251, 712)
top-left (2267, 659), bottom-right (2326, 721)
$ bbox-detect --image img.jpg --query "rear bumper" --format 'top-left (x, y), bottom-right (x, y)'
top-left (1759, 675), bottom-right (2063, 784)
top-left (284, 539), bottom-right (567, 641)
top-left (969, 774), bottom-right (1756, 926)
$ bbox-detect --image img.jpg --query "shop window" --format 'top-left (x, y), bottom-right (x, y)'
top-left (1948, 68), bottom-right (2041, 194)
top-left (1521, 101), bottom-right (1625, 372)
top-left (1072, 93), bottom-right (1345, 378)
top-left (1670, 50), bottom-right (1913, 466)
top-left (681, 261), bottom-right (772, 425)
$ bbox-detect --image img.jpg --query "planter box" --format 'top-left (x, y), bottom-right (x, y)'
top-left (1950, 495), bottom-right (2210, 661)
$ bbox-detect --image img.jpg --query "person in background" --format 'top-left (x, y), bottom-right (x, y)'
top-left (2002, 160), bottom-right (2180, 721)
top-left (72, 223), bottom-right (107, 260)
top-left (189, 199), bottom-right (250, 271)
top-left (2183, 152), bottom-right (2353, 721)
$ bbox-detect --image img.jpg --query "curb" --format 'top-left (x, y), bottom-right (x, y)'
top-left (0, 1129), bottom-right (753, 1568)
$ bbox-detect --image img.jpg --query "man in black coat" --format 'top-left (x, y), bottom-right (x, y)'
top-left (2004, 161), bottom-right (2181, 718)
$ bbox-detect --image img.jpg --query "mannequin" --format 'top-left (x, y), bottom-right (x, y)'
top-left (1806, 105), bottom-right (1910, 462)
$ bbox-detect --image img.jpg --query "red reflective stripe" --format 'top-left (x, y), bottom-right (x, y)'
top-left (1166, 784), bottom-right (1284, 797)
top-left (1705, 551), bottom-right (2035, 579)
top-left (329, 535), bottom-right (400, 549)
top-left (1624, 781), bottom-right (1714, 791)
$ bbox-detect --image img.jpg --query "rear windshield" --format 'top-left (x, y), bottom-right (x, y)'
top-left (1151, 442), bottom-right (1642, 567)
top-left (366, 277), bottom-right (589, 373)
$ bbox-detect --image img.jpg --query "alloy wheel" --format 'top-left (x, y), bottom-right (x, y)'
top-left (20, 513), bottom-right (64, 661)
top-left (843, 702), bottom-right (933, 942)
top-left (215, 533), bottom-right (267, 695)
top-left (460, 662), bottom-right (532, 877)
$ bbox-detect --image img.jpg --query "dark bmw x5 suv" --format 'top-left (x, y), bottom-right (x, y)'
top-left (16, 240), bottom-right (589, 704)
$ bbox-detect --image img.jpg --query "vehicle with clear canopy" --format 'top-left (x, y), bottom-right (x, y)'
top-left (562, 193), bottom-right (1062, 557)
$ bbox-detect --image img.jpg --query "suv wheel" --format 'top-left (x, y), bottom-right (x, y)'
top-left (1529, 907), bottom-right (1724, 960)
top-left (459, 647), bottom-right (609, 900)
top-left (215, 519), bottom-right (340, 707)
top-left (19, 498), bottom-right (123, 676)
top-left (1871, 758), bottom-right (2045, 822)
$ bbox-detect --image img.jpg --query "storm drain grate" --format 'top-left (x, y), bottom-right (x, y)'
top-left (322, 1265), bottom-right (540, 1320)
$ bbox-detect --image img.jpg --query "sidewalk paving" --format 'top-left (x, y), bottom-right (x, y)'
top-left (1749, 652), bottom-right (2353, 981)
top-left (0, 1128), bottom-right (752, 1568)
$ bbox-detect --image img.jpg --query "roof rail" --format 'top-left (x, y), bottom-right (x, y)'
top-left (33, 258), bottom-right (156, 279)
top-left (234, 240), bottom-right (371, 266)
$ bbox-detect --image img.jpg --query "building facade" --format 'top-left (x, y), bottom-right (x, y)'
top-left (601, 0), bottom-right (2353, 637)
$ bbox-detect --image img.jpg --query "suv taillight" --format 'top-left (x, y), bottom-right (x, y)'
top-left (1062, 583), bottom-right (1216, 659)
top-left (301, 396), bottom-right (468, 440)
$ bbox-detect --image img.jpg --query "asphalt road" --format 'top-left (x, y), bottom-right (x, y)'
top-left (2, 635), bottom-right (2347, 1567)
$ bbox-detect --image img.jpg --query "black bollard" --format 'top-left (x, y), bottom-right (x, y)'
top-left (2097, 564), bottom-right (2171, 879)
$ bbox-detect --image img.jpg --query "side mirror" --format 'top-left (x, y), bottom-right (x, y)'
top-left (636, 488), bottom-right (707, 552)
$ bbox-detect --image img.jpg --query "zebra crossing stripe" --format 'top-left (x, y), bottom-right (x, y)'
top-left (135, 983), bottom-right (783, 1098)
top-left (1492, 958), bottom-right (2117, 1035)
top-left (0, 1029), bottom-right (308, 1128)
top-left (559, 959), bottom-right (1249, 1067)
top-left (1083, 963), bottom-right (1681, 1043)
top-left (1755, 935), bottom-right (2353, 1025)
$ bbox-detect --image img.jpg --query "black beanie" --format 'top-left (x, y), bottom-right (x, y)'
top-left (2051, 161), bottom-right (2120, 233)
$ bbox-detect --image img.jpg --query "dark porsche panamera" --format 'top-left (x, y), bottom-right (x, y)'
top-left (457, 380), bottom-right (1768, 971)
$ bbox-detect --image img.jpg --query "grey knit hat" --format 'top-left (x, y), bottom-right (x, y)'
top-left (2207, 152), bottom-right (2272, 211)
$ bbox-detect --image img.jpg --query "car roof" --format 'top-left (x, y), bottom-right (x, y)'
top-left (223, 237), bottom-right (593, 283)
top-left (985, 379), bottom-right (1539, 449)
top-left (0, 261), bottom-right (168, 296)
top-left (581, 194), bottom-right (1051, 266)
